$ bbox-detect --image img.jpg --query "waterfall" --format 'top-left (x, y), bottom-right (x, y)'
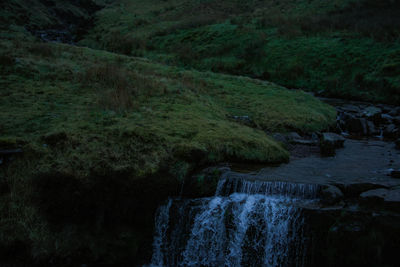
top-left (150, 177), bottom-right (320, 267)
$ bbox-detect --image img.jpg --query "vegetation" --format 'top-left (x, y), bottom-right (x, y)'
top-left (81, 0), bottom-right (400, 104)
top-left (0, 33), bottom-right (334, 264)
top-left (3, 0), bottom-right (398, 265)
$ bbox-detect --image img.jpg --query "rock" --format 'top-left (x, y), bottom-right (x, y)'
top-left (286, 132), bottom-right (302, 140)
top-left (388, 107), bottom-right (400, 117)
top-left (393, 116), bottom-right (400, 125)
top-left (321, 185), bottom-right (344, 205)
top-left (272, 133), bottom-right (287, 143)
top-left (320, 142), bottom-right (335, 157)
top-left (290, 139), bottom-right (318, 146)
top-left (363, 106), bottom-right (382, 123)
top-left (366, 120), bottom-right (379, 136)
top-left (342, 104), bottom-right (360, 114)
top-left (391, 170), bottom-right (400, 179)
top-left (320, 132), bottom-right (345, 156)
top-left (396, 139), bottom-right (400, 149)
top-left (311, 132), bottom-right (320, 141)
top-left (322, 133), bottom-right (345, 148)
top-left (383, 124), bottom-right (399, 138)
top-left (381, 114), bottom-right (393, 124)
top-left (231, 115), bottom-right (255, 127)
top-left (379, 105), bottom-right (393, 114)
top-left (360, 188), bottom-right (400, 211)
top-left (345, 117), bottom-right (367, 135)
top-left (337, 111), bottom-right (353, 122)
top-left (334, 182), bottom-right (388, 198)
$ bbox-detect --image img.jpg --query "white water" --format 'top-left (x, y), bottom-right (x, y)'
top-left (150, 177), bottom-right (319, 267)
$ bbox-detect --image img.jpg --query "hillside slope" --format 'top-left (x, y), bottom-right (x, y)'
top-left (82, 0), bottom-right (400, 104)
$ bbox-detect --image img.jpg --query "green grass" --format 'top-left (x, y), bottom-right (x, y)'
top-left (0, 37), bottom-right (335, 264)
top-left (80, 0), bottom-right (400, 104)
top-left (0, 39), bottom-right (335, 168)
top-left (3, 0), bottom-right (397, 264)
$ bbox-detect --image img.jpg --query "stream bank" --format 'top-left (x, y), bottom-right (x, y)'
top-left (149, 99), bottom-right (400, 267)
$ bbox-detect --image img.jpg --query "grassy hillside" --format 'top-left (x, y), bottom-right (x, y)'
top-left (0, 34), bottom-right (335, 264)
top-left (81, 0), bottom-right (400, 104)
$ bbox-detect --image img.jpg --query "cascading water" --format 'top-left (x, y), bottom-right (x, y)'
top-left (150, 175), bottom-right (321, 267)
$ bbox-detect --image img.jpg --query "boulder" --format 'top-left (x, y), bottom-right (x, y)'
top-left (320, 132), bottom-right (345, 156)
top-left (322, 133), bottom-right (345, 148)
top-left (320, 185), bottom-right (344, 205)
top-left (363, 106), bottom-right (382, 123)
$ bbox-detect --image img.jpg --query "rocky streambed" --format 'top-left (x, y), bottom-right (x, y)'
top-left (150, 100), bottom-right (400, 267)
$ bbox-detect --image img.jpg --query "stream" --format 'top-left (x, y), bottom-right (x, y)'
top-left (151, 178), bottom-right (319, 267)
top-left (147, 99), bottom-right (400, 267)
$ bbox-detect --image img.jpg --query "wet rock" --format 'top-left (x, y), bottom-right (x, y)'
top-left (311, 132), bottom-right (320, 141)
top-left (393, 116), bottom-right (400, 125)
top-left (291, 139), bottom-right (318, 146)
top-left (342, 104), bottom-right (361, 114)
top-left (345, 117), bottom-right (368, 135)
top-left (381, 114), bottom-right (393, 124)
top-left (272, 133), bottom-right (287, 143)
top-left (366, 120), bottom-right (379, 136)
top-left (360, 188), bottom-right (400, 211)
top-left (322, 133), bottom-right (345, 147)
top-left (363, 106), bottom-right (382, 123)
top-left (286, 132), bottom-right (302, 140)
top-left (396, 139), bottom-right (400, 149)
top-left (334, 182), bottom-right (388, 198)
top-left (321, 185), bottom-right (344, 205)
top-left (391, 170), bottom-right (400, 179)
top-left (185, 165), bottom-right (231, 198)
top-left (383, 124), bottom-right (399, 138)
top-left (388, 107), bottom-right (400, 117)
top-left (320, 133), bottom-right (345, 156)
